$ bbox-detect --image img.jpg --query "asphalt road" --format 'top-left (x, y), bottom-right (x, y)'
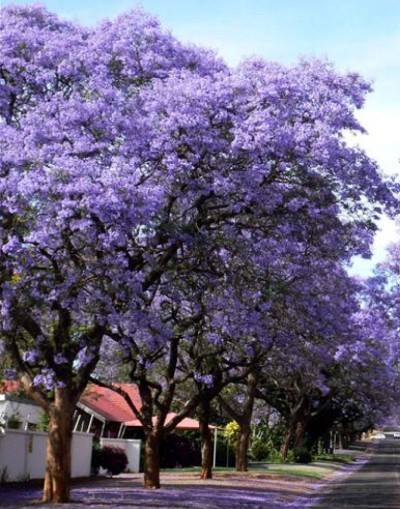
top-left (314, 439), bottom-right (400, 509)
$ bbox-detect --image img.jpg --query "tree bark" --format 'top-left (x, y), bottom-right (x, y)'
top-left (42, 388), bottom-right (74, 503)
top-left (280, 420), bottom-right (296, 462)
top-left (144, 431), bottom-right (161, 489)
top-left (199, 400), bottom-right (213, 479)
top-left (235, 372), bottom-right (257, 472)
top-left (294, 419), bottom-right (307, 449)
top-left (219, 373), bottom-right (257, 472)
top-left (235, 421), bottom-right (251, 471)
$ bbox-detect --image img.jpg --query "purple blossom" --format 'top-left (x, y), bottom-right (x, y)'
top-left (54, 353), bottom-right (68, 365)
top-left (194, 372), bottom-right (214, 386)
top-left (23, 350), bottom-right (39, 364)
top-left (76, 348), bottom-right (95, 368)
top-left (33, 369), bottom-right (56, 391)
top-left (4, 368), bottom-right (17, 380)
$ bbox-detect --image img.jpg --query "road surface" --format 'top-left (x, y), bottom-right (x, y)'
top-left (314, 438), bottom-right (400, 508)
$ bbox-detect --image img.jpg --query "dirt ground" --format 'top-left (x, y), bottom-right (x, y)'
top-left (0, 471), bottom-right (319, 509)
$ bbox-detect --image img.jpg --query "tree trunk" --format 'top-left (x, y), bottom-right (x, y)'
top-left (235, 422), bottom-right (251, 471)
top-left (294, 419), bottom-right (307, 449)
top-left (280, 421), bottom-right (295, 462)
top-left (199, 400), bottom-right (213, 479)
top-left (144, 431), bottom-right (161, 489)
top-left (42, 388), bottom-right (74, 503)
top-left (235, 372), bottom-right (257, 472)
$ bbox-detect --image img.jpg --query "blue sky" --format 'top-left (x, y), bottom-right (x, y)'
top-left (2, 0), bottom-right (400, 275)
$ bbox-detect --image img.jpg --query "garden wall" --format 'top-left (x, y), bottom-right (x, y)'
top-left (0, 429), bottom-right (93, 482)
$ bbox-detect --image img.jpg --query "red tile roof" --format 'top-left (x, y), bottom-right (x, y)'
top-left (81, 384), bottom-right (213, 429)
top-left (80, 383), bottom-right (142, 423)
top-left (124, 413), bottom-right (215, 430)
top-left (0, 380), bottom-right (20, 394)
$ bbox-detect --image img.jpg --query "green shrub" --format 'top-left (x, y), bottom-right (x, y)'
top-left (251, 420), bottom-right (287, 453)
top-left (267, 447), bottom-right (282, 463)
top-left (7, 413), bottom-right (21, 429)
top-left (160, 433), bottom-right (200, 468)
top-left (250, 438), bottom-right (270, 461)
top-left (293, 447), bottom-right (313, 464)
top-left (250, 437), bottom-right (282, 463)
top-left (37, 411), bottom-right (50, 432)
top-left (286, 450), bottom-right (295, 463)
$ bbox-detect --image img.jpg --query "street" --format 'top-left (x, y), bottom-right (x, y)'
top-left (314, 439), bottom-right (400, 508)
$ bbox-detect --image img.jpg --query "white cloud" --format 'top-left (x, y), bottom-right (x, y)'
top-left (349, 218), bottom-right (399, 277)
top-left (354, 104), bottom-right (400, 177)
top-left (346, 107), bottom-right (400, 276)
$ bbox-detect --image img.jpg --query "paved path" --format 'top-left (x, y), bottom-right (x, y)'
top-left (313, 439), bottom-right (400, 508)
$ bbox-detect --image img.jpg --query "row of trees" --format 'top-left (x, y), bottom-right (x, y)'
top-left (0, 5), bottom-right (399, 503)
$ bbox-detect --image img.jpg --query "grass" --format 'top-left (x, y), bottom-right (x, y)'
top-left (254, 452), bottom-right (358, 479)
top-left (161, 452), bottom-right (357, 480)
top-left (315, 453), bottom-right (356, 464)
top-left (161, 467), bottom-right (237, 473)
top-left (262, 463), bottom-right (338, 480)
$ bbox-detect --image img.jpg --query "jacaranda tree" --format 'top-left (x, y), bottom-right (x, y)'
top-left (0, 5), bottom-right (224, 501)
top-left (0, 3), bottom-right (398, 502)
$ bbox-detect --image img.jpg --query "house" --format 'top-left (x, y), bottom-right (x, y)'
top-left (0, 381), bottom-right (219, 473)
top-left (0, 381), bottom-right (213, 437)
top-left (75, 383), bottom-right (213, 438)
top-left (0, 380), bottom-right (44, 429)
top-left (0, 384), bottom-right (95, 481)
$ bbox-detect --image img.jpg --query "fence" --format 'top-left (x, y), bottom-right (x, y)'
top-left (0, 429), bottom-right (93, 482)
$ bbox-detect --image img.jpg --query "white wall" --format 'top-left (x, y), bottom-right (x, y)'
top-left (71, 432), bottom-right (94, 478)
top-left (100, 437), bottom-right (141, 473)
top-left (0, 429), bottom-right (93, 482)
top-left (0, 399), bottom-right (44, 428)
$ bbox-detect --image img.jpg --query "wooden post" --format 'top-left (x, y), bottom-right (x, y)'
top-left (117, 423), bottom-right (124, 438)
top-left (86, 414), bottom-right (94, 433)
top-left (73, 414), bottom-right (81, 432)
